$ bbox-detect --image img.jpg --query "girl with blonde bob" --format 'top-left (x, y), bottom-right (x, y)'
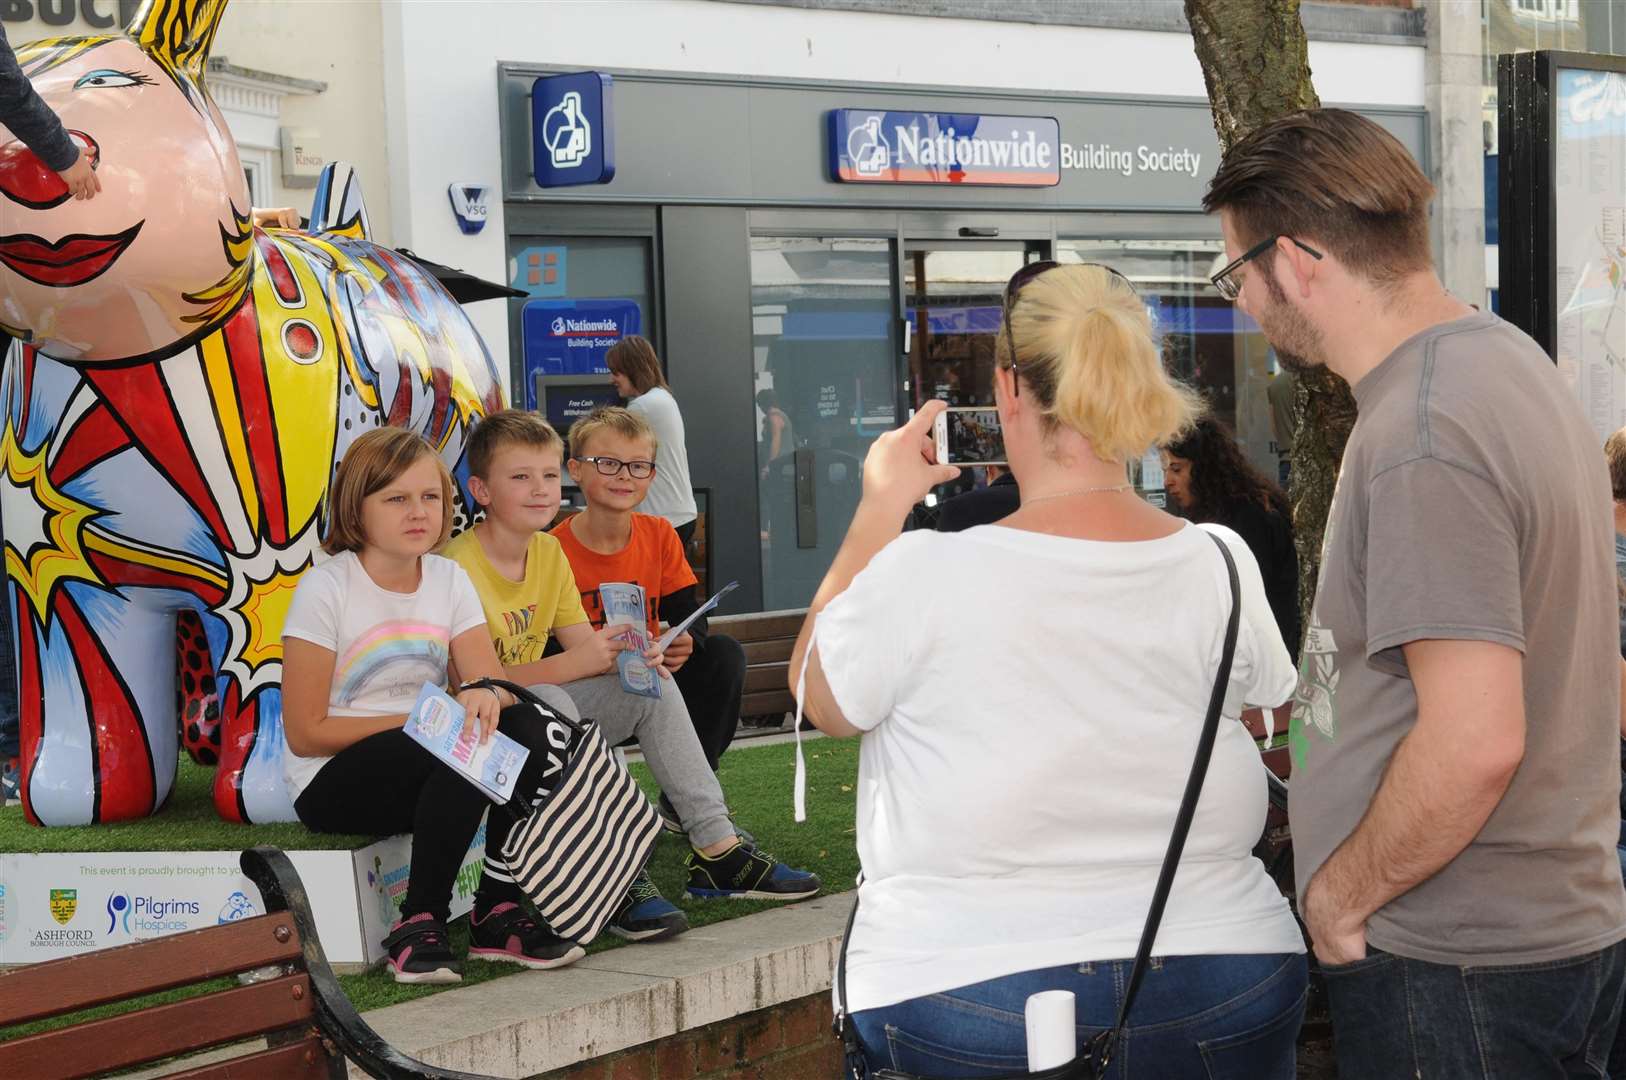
top-left (790, 264), bottom-right (1308, 1077)
top-left (282, 427), bottom-right (585, 984)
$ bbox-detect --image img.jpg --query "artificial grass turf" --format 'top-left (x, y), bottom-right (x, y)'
top-left (0, 734), bottom-right (860, 1028)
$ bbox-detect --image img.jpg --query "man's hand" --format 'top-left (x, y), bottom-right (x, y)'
top-left (57, 148), bottom-right (100, 200)
top-left (251, 206), bottom-right (300, 229)
top-left (1301, 873), bottom-right (1368, 965)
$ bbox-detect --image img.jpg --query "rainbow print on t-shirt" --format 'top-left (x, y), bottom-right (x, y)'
top-left (333, 622), bottom-right (452, 708)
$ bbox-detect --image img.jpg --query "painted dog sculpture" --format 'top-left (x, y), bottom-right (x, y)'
top-left (0, 0), bottom-right (503, 824)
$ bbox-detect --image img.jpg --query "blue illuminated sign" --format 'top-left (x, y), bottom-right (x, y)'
top-left (532, 72), bottom-right (616, 187)
top-left (828, 109), bottom-right (1060, 187)
top-left (521, 299), bottom-right (641, 401)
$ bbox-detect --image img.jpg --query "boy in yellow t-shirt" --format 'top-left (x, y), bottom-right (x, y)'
top-left (444, 412), bottom-right (818, 939)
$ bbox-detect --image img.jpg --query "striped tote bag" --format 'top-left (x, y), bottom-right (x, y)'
top-left (474, 679), bottom-right (663, 944)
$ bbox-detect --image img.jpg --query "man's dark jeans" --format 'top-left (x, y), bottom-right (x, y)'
top-left (1325, 940), bottom-right (1626, 1079)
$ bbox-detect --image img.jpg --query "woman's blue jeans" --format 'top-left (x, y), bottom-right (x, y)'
top-left (851, 952), bottom-right (1307, 1079)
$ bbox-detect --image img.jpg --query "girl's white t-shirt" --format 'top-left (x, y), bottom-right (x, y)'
top-left (627, 387), bottom-right (698, 528)
top-left (814, 522), bottom-right (1304, 1014)
top-left (280, 551), bottom-right (487, 799)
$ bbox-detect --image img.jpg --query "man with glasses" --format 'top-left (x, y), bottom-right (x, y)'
top-left (1205, 109), bottom-right (1626, 1075)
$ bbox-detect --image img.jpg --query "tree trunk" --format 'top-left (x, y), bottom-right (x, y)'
top-left (1186, 0), bottom-right (1356, 643)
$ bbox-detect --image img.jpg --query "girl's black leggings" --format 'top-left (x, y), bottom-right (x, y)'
top-left (294, 706), bottom-right (561, 922)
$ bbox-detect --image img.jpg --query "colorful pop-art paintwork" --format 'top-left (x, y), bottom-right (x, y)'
top-left (0, 0), bottom-right (504, 825)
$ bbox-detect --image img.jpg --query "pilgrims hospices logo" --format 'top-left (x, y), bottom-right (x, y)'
top-left (49, 888), bottom-right (77, 925)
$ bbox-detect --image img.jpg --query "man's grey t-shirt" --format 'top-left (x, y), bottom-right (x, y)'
top-left (1289, 311), bottom-right (1626, 965)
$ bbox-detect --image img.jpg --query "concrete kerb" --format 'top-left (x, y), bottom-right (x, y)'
top-left (349, 890), bottom-right (854, 1078)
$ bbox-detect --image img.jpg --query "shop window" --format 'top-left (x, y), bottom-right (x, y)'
top-left (505, 235), bottom-right (656, 412)
top-left (750, 236), bottom-right (896, 609)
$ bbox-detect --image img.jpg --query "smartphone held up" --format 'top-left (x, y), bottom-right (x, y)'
top-left (933, 406), bottom-right (1006, 466)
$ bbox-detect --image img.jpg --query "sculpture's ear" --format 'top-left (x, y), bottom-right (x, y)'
top-left (126, 0), bottom-right (229, 82)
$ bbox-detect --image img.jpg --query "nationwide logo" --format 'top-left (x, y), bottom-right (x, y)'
top-left (49, 888), bottom-right (77, 925)
top-left (550, 317), bottom-right (619, 336)
top-left (542, 91), bottom-right (591, 170)
top-left (829, 109), bottom-right (1061, 188)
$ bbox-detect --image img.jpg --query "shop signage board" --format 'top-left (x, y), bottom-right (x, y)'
top-left (828, 109), bottom-right (1061, 187)
top-left (532, 71), bottom-right (616, 187)
top-left (521, 297), bottom-right (641, 382)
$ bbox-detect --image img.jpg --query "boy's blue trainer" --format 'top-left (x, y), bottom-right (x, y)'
top-left (607, 871), bottom-right (690, 942)
top-left (685, 841), bottom-right (821, 901)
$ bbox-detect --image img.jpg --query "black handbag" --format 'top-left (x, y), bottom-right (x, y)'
top-left (463, 677), bottom-right (663, 945)
top-left (832, 532), bottom-right (1242, 1080)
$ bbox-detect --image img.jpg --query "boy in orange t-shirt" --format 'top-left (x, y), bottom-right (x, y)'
top-left (551, 410), bottom-right (745, 783)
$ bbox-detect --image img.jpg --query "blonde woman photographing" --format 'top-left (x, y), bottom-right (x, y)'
top-left (791, 264), bottom-right (1305, 1078)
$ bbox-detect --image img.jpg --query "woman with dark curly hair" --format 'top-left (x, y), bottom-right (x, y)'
top-left (1165, 418), bottom-right (1300, 656)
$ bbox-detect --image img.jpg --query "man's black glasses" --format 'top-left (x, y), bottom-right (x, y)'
top-left (1211, 235), bottom-right (1324, 301)
top-left (578, 455), bottom-right (656, 479)
top-left (1000, 259), bottom-right (1133, 396)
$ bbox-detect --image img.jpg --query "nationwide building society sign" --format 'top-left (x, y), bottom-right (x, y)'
top-left (828, 108), bottom-right (1205, 187)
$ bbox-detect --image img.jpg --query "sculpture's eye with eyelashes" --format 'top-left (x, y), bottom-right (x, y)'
top-left (73, 69), bottom-right (155, 90)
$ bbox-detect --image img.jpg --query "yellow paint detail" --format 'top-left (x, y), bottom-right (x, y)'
top-left (0, 421), bottom-right (102, 624)
top-left (200, 331), bottom-right (260, 534)
top-left (233, 568), bottom-right (301, 670)
top-left (81, 527), bottom-right (229, 593)
top-left (252, 238), bottom-right (337, 534)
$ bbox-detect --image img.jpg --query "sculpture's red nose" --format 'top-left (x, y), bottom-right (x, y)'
top-left (0, 131), bottom-right (99, 209)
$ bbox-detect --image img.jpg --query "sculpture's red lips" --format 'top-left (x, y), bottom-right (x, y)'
top-left (0, 222), bottom-right (142, 288)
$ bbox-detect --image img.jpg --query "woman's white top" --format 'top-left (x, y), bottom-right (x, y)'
top-left (627, 387), bottom-right (697, 528)
top-left (813, 522), bottom-right (1303, 1014)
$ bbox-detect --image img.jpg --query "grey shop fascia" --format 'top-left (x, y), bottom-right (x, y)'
top-left (494, 66), bottom-right (1426, 613)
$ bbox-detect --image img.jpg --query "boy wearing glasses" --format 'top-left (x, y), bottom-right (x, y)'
top-left (553, 409), bottom-right (761, 807)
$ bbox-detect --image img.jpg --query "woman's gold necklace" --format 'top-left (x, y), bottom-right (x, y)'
top-left (1021, 483), bottom-right (1133, 507)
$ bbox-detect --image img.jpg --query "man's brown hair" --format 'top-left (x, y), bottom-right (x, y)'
top-left (1606, 427), bottom-right (1626, 502)
top-left (604, 335), bottom-right (668, 395)
top-left (1202, 109), bottom-right (1435, 286)
top-left (567, 406), bottom-right (658, 460)
top-left (466, 409), bottom-right (562, 479)
top-left (323, 428), bottom-right (454, 555)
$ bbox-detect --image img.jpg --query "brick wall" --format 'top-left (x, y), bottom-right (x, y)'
top-left (540, 993), bottom-right (843, 1080)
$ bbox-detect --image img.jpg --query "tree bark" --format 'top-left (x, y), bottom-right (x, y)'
top-left (1185, 0), bottom-right (1357, 644)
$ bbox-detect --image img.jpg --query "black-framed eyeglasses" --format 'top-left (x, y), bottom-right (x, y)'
top-left (1000, 259), bottom-right (1133, 396)
top-left (578, 455), bottom-right (656, 479)
top-left (1210, 235), bottom-right (1324, 301)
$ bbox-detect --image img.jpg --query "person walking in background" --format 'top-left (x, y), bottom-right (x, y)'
top-left (756, 388), bottom-right (796, 471)
top-left (791, 265), bottom-right (1305, 1077)
top-left (605, 336), bottom-right (699, 549)
top-left (1206, 108), bottom-right (1626, 1076)
top-left (1164, 417), bottom-right (1299, 657)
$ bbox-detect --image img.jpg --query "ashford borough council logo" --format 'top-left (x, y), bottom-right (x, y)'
top-left (49, 888), bottom-right (78, 925)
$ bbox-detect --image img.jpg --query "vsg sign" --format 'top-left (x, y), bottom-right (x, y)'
top-left (828, 109), bottom-right (1060, 188)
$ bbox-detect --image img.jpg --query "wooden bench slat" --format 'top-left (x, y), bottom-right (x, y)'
top-left (0, 973), bottom-right (315, 1080)
top-left (0, 912), bottom-right (303, 1028)
top-left (740, 690), bottom-right (795, 716)
top-left (744, 664), bottom-right (790, 694)
top-left (710, 610), bottom-right (806, 641)
top-left (162, 1035), bottom-right (336, 1080)
top-left (742, 638), bottom-right (795, 665)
